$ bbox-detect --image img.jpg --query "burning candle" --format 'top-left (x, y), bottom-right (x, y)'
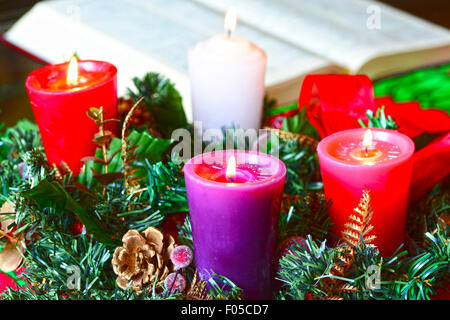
top-left (184, 150), bottom-right (286, 299)
top-left (188, 7), bottom-right (266, 130)
top-left (25, 57), bottom-right (118, 174)
top-left (317, 128), bottom-right (415, 256)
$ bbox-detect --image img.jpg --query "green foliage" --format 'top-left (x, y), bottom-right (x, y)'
top-left (207, 272), bottom-right (244, 300)
top-left (0, 120), bottom-right (43, 200)
top-left (127, 72), bottom-right (188, 138)
top-left (0, 233), bottom-right (165, 300)
top-left (77, 129), bottom-right (172, 189)
top-left (22, 179), bottom-right (116, 245)
top-left (358, 106), bottom-right (398, 130)
top-left (1, 69), bottom-right (448, 301)
top-left (276, 139), bottom-right (322, 195)
top-left (277, 236), bottom-right (336, 300)
top-left (145, 159), bottom-right (188, 215)
top-left (0, 119), bottom-right (41, 157)
top-left (278, 194), bottom-right (331, 242)
top-left (177, 214), bottom-right (193, 249)
top-left (278, 189), bottom-right (450, 300)
top-left (281, 107), bottom-right (320, 139)
top-left (374, 63), bottom-right (450, 112)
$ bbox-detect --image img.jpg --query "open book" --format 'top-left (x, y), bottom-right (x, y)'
top-left (4, 0), bottom-right (450, 121)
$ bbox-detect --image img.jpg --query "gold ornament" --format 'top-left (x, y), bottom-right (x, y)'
top-left (185, 270), bottom-right (210, 300)
top-left (0, 201), bottom-right (25, 272)
top-left (264, 127), bottom-right (319, 151)
top-left (112, 226), bottom-right (175, 293)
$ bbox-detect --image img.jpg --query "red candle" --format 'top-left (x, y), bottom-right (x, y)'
top-left (317, 128), bottom-right (415, 256)
top-left (25, 58), bottom-right (118, 174)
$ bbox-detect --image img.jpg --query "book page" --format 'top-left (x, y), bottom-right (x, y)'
top-left (192, 0), bottom-right (450, 73)
top-left (44, 0), bottom-right (331, 86)
top-left (5, 0), bottom-right (340, 116)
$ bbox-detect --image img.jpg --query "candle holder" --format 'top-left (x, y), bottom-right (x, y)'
top-left (184, 150), bottom-right (286, 299)
top-left (25, 60), bottom-right (118, 175)
top-left (317, 128), bottom-right (415, 256)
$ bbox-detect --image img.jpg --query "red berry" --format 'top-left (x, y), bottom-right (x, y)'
top-left (72, 220), bottom-right (84, 235)
top-left (278, 236), bottom-right (308, 260)
top-left (18, 162), bottom-right (26, 179)
top-left (276, 236), bottom-right (308, 273)
top-left (170, 245), bottom-right (193, 269)
top-left (164, 272), bottom-right (186, 293)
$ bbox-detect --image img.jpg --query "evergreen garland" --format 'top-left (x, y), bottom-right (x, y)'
top-left (0, 72), bottom-right (448, 300)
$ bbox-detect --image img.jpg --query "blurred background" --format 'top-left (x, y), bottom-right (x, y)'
top-left (0, 0), bottom-right (449, 127)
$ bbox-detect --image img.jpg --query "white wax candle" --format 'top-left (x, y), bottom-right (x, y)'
top-left (188, 9), bottom-right (266, 130)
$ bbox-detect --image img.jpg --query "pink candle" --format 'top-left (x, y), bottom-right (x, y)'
top-left (317, 128), bottom-right (415, 256)
top-left (184, 150), bottom-right (286, 299)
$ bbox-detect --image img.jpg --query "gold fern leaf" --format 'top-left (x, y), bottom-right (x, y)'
top-left (121, 97), bottom-right (145, 194)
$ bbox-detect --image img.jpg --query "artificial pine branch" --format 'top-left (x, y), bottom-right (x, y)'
top-left (278, 192), bottom-right (331, 242)
top-left (278, 189), bottom-right (379, 300)
top-left (358, 106), bottom-right (398, 130)
top-left (127, 73), bottom-right (188, 138)
top-left (275, 134), bottom-right (322, 195)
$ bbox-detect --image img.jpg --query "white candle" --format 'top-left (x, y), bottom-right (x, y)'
top-left (188, 7), bottom-right (267, 130)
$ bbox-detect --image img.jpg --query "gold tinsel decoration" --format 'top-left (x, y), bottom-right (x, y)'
top-left (319, 188), bottom-right (376, 300)
top-left (0, 201), bottom-right (25, 272)
top-left (121, 97), bottom-right (148, 195)
top-left (264, 127), bottom-right (319, 151)
top-left (185, 270), bottom-right (210, 300)
top-left (342, 188), bottom-right (376, 247)
top-left (111, 226), bottom-right (176, 294)
top-left (52, 160), bottom-right (72, 183)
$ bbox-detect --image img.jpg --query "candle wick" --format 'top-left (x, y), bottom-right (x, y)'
top-left (227, 29), bottom-right (231, 37)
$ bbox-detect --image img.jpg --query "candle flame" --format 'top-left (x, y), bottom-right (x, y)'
top-left (226, 155), bottom-right (237, 180)
top-left (66, 56), bottom-right (79, 86)
top-left (224, 6), bottom-right (237, 33)
top-left (362, 129), bottom-right (373, 148)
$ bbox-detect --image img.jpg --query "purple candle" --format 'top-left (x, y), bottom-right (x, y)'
top-left (184, 150), bottom-right (286, 299)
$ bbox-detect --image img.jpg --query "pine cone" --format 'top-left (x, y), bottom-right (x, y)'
top-left (112, 226), bottom-right (176, 293)
top-left (118, 97), bottom-right (159, 137)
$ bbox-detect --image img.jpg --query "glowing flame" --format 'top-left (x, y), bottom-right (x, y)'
top-left (226, 155), bottom-right (237, 181)
top-left (224, 6), bottom-right (237, 33)
top-left (66, 56), bottom-right (79, 86)
top-left (362, 129), bottom-right (373, 148)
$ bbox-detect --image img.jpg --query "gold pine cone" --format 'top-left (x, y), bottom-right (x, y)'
top-left (112, 226), bottom-right (176, 293)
